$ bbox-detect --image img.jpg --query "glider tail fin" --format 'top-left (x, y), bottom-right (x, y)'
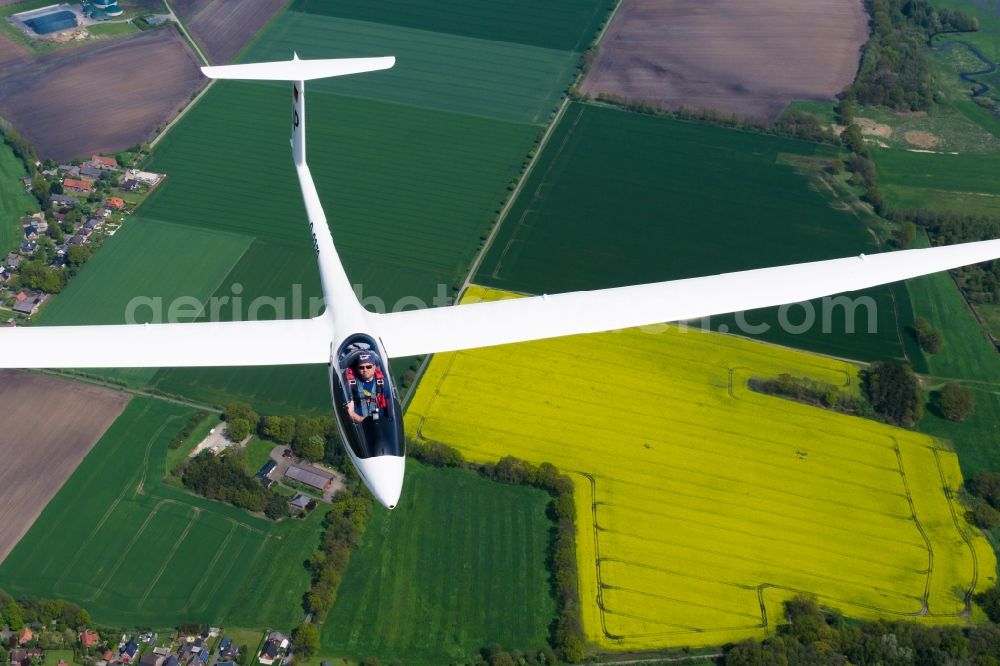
top-left (201, 55), bottom-right (395, 166)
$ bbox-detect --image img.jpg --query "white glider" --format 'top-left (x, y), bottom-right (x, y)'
top-left (3, 56), bottom-right (1000, 509)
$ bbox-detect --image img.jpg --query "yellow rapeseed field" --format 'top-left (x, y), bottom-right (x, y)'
top-left (407, 287), bottom-right (997, 650)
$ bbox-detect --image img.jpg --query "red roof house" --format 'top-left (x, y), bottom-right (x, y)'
top-left (64, 178), bottom-right (92, 193)
top-left (80, 630), bottom-right (100, 649)
top-left (91, 155), bottom-right (118, 169)
top-left (17, 627), bottom-right (33, 645)
top-left (106, 197), bottom-right (125, 209)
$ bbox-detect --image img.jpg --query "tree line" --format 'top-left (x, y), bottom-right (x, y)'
top-left (723, 591), bottom-right (1000, 665)
top-left (748, 374), bottom-right (874, 419)
top-left (294, 467), bottom-right (372, 660)
top-left (0, 590), bottom-right (90, 631)
top-left (579, 91), bottom-right (835, 146)
top-left (752, 361), bottom-right (975, 428)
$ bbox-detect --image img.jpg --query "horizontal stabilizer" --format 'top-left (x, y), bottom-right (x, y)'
top-left (201, 56), bottom-right (394, 81)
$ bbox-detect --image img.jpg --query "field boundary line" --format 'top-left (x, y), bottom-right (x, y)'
top-left (589, 0), bottom-right (623, 49)
top-left (163, 0), bottom-right (210, 66)
top-left (149, 1), bottom-right (213, 152)
top-left (33, 369), bottom-right (222, 413)
top-left (139, 506), bottom-right (201, 604)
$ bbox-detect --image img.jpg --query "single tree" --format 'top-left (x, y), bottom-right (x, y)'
top-left (227, 419), bottom-right (251, 442)
top-left (935, 382), bottom-right (974, 421)
top-left (298, 435), bottom-right (324, 462)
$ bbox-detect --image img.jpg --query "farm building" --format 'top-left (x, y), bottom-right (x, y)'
top-left (19, 240), bottom-right (37, 255)
top-left (13, 290), bottom-right (46, 316)
top-left (256, 460), bottom-right (277, 487)
top-left (284, 463), bottom-right (335, 491)
top-left (51, 194), bottom-right (76, 207)
top-left (290, 493), bottom-right (312, 511)
top-left (80, 166), bottom-right (102, 179)
top-left (122, 179), bottom-right (140, 191)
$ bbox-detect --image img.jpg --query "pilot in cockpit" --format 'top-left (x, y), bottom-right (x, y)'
top-left (345, 353), bottom-right (387, 424)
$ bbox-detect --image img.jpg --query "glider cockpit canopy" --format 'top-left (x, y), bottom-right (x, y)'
top-left (332, 334), bottom-right (404, 459)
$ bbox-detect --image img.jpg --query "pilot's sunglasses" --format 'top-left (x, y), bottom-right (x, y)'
top-left (358, 364), bottom-right (374, 370)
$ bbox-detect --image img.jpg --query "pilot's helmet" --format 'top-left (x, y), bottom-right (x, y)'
top-left (356, 352), bottom-right (377, 368)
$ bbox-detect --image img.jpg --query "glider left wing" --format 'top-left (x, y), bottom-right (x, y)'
top-left (0, 317), bottom-right (333, 369)
top-left (372, 239), bottom-right (1000, 358)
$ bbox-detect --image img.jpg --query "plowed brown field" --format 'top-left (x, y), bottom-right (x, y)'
top-left (0, 371), bottom-right (129, 563)
top-left (0, 29), bottom-right (204, 160)
top-left (187, 0), bottom-right (287, 64)
top-left (581, 0), bottom-right (868, 121)
top-left (0, 32), bottom-right (29, 71)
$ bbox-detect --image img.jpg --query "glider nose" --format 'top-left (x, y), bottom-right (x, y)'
top-left (356, 455), bottom-right (405, 510)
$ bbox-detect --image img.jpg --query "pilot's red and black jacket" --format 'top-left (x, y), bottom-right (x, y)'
top-left (345, 366), bottom-right (388, 416)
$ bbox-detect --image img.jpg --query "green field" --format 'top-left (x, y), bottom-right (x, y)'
top-left (290, 0), bottom-right (615, 52)
top-left (875, 147), bottom-right (1000, 195)
top-left (477, 102), bottom-right (916, 363)
top-left (0, 140), bottom-right (37, 257)
top-left (319, 461), bottom-right (555, 665)
top-left (902, 234), bottom-right (1000, 477)
top-left (243, 13), bottom-right (579, 125)
top-left (0, 398), bottom-right (324, 628)
top-left (408, 287), bottom-right (996, 650)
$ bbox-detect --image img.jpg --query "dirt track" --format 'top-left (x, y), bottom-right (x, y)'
top-left (581, 0), bottom-right (869, 122)
top-left (0, 28), bottom-right (204, 160)
top-left (0, 371), bottom-right (129, 564)
top-left (187, 0), bottom-right (287, 64)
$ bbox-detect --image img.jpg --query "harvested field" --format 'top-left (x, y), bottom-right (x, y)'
top-left (187, 0), bottom-right (287, 64)
top-left (0, 29), bottom-right (204, 161)
top-left (581, 0), bottom-right (869, 122)
top-left (0, 371), bottom-right (129, 563)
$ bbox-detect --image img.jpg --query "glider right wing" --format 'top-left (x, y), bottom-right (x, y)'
top-left (372, 239), bottom-right (1000, 358)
